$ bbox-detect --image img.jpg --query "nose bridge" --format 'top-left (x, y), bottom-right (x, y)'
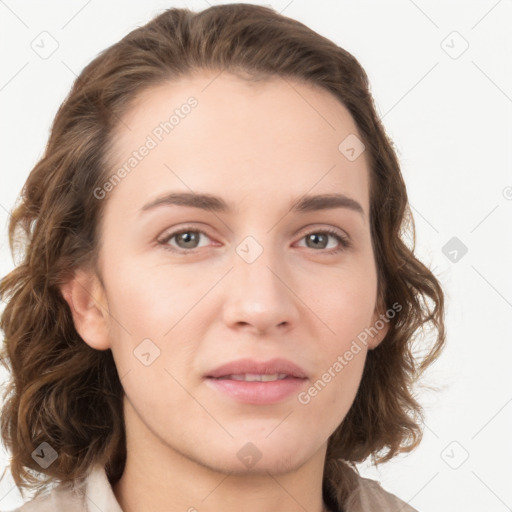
top-left (236, 234), bottom-right (285, 301)
top-left (222, 234), bottom-right (298, 332)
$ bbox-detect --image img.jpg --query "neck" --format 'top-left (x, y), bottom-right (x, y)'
top-left (112, 398), bottom-right (331, 512)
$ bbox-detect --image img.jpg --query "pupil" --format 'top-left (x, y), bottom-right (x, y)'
top-left (308, 233), bottom-right (326, 249)
top-left (179, 232), bottom-right (198, 248)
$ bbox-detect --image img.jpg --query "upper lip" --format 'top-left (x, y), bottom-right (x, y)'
top-left (206, 358), bottom-right (308, 379)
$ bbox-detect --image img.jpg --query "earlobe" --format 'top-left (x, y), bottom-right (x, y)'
top-left (367, 304), bottom-right (391, 350)
top-left (60, 268), bottom-right (111, 351)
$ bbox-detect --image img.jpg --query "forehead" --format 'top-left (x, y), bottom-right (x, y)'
top-left (106, 70), bottom-right (370, 216)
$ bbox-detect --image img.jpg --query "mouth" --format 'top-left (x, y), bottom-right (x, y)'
top-left (204, 358), bottom-right (308, 404)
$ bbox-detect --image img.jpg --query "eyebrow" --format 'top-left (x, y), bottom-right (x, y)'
top-left (139, 191), bottom-right (365, 218)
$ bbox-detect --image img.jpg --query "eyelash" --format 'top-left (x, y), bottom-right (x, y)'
top-left (157, 226), bottom-right (351, 255)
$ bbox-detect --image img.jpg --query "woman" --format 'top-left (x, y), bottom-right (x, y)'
top-left (0, 4), bottom-right (445, 511)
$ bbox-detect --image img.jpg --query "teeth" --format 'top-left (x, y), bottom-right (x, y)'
top-left (221, 373), bottom-right (288, 382)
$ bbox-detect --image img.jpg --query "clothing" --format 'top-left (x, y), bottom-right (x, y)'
top-left (4, 462), bottom-right (418, 512)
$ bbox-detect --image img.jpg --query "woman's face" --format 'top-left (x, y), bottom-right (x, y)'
top-left (87, 71), bottom-right (388, 474)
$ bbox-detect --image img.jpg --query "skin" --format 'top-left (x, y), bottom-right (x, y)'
top-left (61, 70), bottom-right (389, 512)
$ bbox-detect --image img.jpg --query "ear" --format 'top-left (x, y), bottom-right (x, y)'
top-left (60, 267), bottom-right (111, 351)
top-left (366, 298), bottom-right (391, 350)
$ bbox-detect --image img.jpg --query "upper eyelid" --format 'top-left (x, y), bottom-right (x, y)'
top-left (158, 223), bottom-right (348, 238)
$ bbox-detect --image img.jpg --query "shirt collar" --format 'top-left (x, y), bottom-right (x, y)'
top-left (84, 464), bottom-right (123, 512)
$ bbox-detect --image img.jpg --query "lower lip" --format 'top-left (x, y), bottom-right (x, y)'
top-left (205, 377), bottom-right (307, 405)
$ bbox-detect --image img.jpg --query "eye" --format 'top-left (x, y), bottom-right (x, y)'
top-left (158, 227), bottom-right (213, 253)
top-left (157, 226), bottom-right (351, 255)
top-left (296, 228), bottom-right (351, 254)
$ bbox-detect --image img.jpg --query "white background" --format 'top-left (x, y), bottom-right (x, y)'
top-left (1, 1), bottom-right (511, 510)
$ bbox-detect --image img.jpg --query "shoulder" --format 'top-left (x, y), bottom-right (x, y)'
top-left (324, 459), bottom-right (418, 512)
top-left (348, 471), bottom-right (419, 512)
top-left (2, 483), bottom-right (87, 512)
top-left (2, 464), bottom-right (109, 512)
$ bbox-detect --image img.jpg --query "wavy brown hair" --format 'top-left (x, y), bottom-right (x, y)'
top-left (0, 3), bottom-right (445, 509)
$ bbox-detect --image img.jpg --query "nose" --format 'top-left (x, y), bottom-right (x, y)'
top-left (222, 244), bottom-right (300, 335)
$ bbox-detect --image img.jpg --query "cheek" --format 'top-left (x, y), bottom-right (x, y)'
top-left (315, 264), bottom-right (378, 343)
top-left (298, 339), bottom-right (367, 440)
top-left (102, 254), bottom-right (204, 335)
top-left (295, 267), bottom-right (375, 418)
top-left (101, 256), bottom-right (203, 382)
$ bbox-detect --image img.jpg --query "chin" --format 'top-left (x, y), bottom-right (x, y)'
top-left (197, 436), bottom-right (317, 476)
top-left (204, 449), bottom-right (311, 476)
